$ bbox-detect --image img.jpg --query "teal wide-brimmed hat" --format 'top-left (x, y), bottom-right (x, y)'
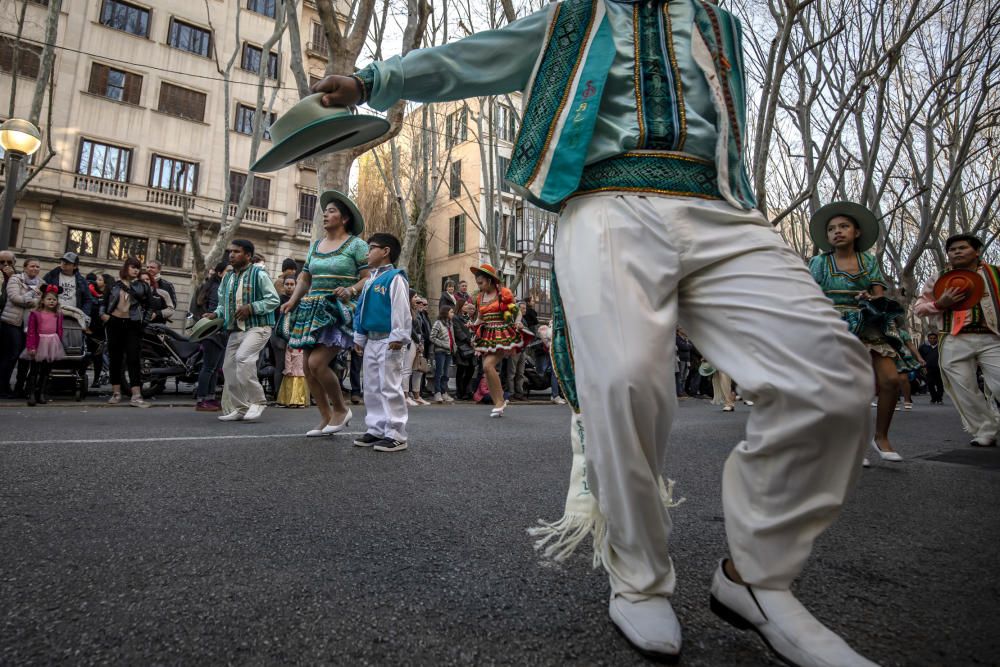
top-left (188, 316), bottom-right (224, 342)
top-left (250, 94), bottom-right (390, 173)
top-left (809, 201), bottom-right (881, 252)
top-left (319, 190), bottom-right (365, 236)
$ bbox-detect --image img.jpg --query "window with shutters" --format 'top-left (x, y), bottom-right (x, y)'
top-left (66, 228), bottom-right (99, 258)
top-left (149, 154), bottom-right (198, 194)
top-left (0, 37), bottom-right (42, 78)
top-left (167, 19), bottom-right (212, 58)
top-left (497, 156), bottom-right (511, 193)
top-left (229, 171), bottom-right (270, 208)
top-left (77, 139), bottom-right (132, 182)
top-left (99, 0), bottom-right (150, 37)
top-left (157, 82), bottom-right (207, 122)
top-left (88, 63), bottom-right (142, 105)
top-left (246, 0), bottom-right (276, 18)
top-left (445, 107), bottom-right (468, 150)
top-left (234, 103), bottom-right (276, 140)
top-left (156, 241), bottom-right (185, 268)
top-left (449, 215), bottom-right (466, 255)
top-left (450, 160), bottom-right (462, 199)
top-left (309, 22), bottom-right (329, 54)
top-left (241, 43), bottom-right (279, 79)
top-left (298, 191), bottom-right (317, 221)
top-left (108, 233), bottom-right (148, 263)
top-left (495, 103), bottom-right (518, 142)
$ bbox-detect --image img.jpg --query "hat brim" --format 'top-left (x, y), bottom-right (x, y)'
top-left (319, 190), bottom-right (365, 236)
top-left (470, 266), bottom-right (502, 284)
top-left (188, 317), bottom-right (224, 342)
top-left (250, 114), bottom-right (390, 173)
top-left (933, 269), bottom-right (986, 311)
top-left (809, 202), bottom-right (880, 252)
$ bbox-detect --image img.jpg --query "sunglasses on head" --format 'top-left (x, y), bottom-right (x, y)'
top-left (0, 259), bottom-right (14, 265)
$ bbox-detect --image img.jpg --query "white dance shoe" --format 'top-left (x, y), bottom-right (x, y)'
top-left (321, 409), bottom-right (353, 434)
top-left (243, 404), bottom-right (266, 421)
top-left (869, 440), bottom-right (902, 462)
top-left (218, 411), bottom-right (243, 422)
top-left (608, 594), bottom-right (681, 662)
top-left (710, 561), bottom-right (878, 667)
top-left (489, 401), bottom-right (508, 418)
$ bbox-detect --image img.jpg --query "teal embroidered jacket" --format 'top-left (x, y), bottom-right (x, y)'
top-left (213, 264), bottom-right (280, 331)
top-left (355, 0), bottom-right (755, 211)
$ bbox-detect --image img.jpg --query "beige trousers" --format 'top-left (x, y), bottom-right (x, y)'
top-left (554, 194), bottom-right (871, 597)
top-left (222, 326), bottom-right (271, 414)
top-left (939, 333), bottom-right (1000, 442)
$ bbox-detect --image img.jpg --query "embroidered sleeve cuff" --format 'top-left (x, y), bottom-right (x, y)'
top-left (352, 66), bottom-right (376, 106)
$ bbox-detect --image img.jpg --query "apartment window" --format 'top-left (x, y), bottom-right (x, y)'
top-left (149, 154), bottom-right (198, 194)
top-left (8, 218), bottom-right (19, 248)
top-left (77, 139), bottom-right (132, 182)
top-left (168, 19), bottom-right (212, 58)
top-left (246, 0), bottom-right (276, 18)
top-left (99, 0), bottom-right (150, 38)
top-left (449, 214), bottom-right (466, 255)
top-left (495, 104), bottom-right (518, 142)
top-left (109, 233), bottom-right (148, 263)
top-left (445, 107), bottom-right (468, 150)
top-left (229, 171), bottom-right (270, 209)
top-left (241, 43), bottom-right (279, 79)
top-left (29, 0), bottom-right (50, 5)
top-left (88, 63), bottom-right (141, 104)
top-left (449, 160), bottom-right (462, 199)
top-left (157, 240), bottom-right (185, 268)
top-left (310, 22), bottom-right (329, 53)
top-left (157, 82), bottom-right (207, 122)
top-left (298, 191), bottom-right (317, 220)
top-left (234, 103), bottom-right (276, 139)
top-left (497, 156), bottom-right (511, 193)
top-left (66, 228), bottom-right (99, 258)
top-left (0, 37), bottom-right (42, 78)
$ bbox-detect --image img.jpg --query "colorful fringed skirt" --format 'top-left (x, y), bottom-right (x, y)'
top-left (287, 274), bottom-right (356, 350)
top-left (473, 311), bottom-right (530, 355)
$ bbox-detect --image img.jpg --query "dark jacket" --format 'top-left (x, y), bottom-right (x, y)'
top-left (522, 304), bottom-right (539, 329)
top-left (43, 267), bottom-right (94, 315)
top-left (153, 276), bottom-right (177, 311)
top-left (418, 311), bottom-right (433, 357)
top-left (101, 279), bottom-right (153, 322)
top-left (919, 343), bottom-right (939, 369)
top-left (86, 282), bottom-right (107, 337)
top-left (453, 315), bottom-right (475, 363)
top-left (676, 334), bottom-right (693, 362)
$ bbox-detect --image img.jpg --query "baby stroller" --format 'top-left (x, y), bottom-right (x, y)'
top-left (47, 306), bottom-right (91, 401)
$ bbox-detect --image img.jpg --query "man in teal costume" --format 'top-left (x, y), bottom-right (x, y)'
top-left (314, 1), bottom-right (877, 664)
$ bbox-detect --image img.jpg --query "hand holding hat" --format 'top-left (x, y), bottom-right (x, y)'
top-left (933, 269), bottom-right (985, 311)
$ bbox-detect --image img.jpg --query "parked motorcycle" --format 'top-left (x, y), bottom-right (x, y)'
top-left (138, 322), bottom-right (204, 398)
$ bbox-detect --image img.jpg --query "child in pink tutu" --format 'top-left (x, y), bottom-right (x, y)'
top-left (22, 285), bottom-right (65, 405)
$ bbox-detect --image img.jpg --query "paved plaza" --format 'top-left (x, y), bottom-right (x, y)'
top-left (2, 397), bottom-right (998, 665)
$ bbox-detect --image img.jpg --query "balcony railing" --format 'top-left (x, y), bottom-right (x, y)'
top-left (228, 203), bottom-right (269, 225)
top-left (516, 240), bottom-right (554, 259)
top-left (306, 41), bottom-right (329, 59)
top-left (296, 218), bottom-right (313, 237)
top-left (146, 188), bottom-right (195, 209)
top-left (74, 174), bottom-right (129, 198)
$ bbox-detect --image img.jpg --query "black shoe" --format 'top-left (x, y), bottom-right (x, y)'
top-left (353, 433), bottom-right (382, 447)
top-left (373, 438), bottom-right (408, 452)
top-left (351, 393), bottom-right (362, 405)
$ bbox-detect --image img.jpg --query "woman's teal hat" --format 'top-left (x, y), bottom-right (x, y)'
top-left (319, 190), bottom-right (365, 236)
top-left (250, 94), bottom-right (390, 173)
top-left (188, 316), bottom-right (224, 342)
top-left (810, 202), bottom-right (881, 252)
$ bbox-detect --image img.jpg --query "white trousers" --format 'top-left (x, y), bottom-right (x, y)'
top-left (555, 194), bottom-right (872, 597)
top-left (939, 333), bottom-right (1000, 442)
top-left (363, 338), bottom-right (409, 441)
top-left (222, 326), bottom-right (270, 414)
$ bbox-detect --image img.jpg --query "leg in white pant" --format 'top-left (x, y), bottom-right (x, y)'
top-left (555, 194), bottom-right (871, 597)
top-left (940, 333), bottom-right (1000, 443)
top-left (363, 338), bottom-right (409, 442)
top-left (223, 327), bottom-right (271, 413)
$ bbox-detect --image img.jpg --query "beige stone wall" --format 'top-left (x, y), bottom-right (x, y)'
top-left (0, 0), bottom-right (346, 327)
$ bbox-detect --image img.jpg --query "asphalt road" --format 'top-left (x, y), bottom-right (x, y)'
top-left (1, 396), bottom-right (997, 666)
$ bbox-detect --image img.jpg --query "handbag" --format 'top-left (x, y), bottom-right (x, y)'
top-left (413, 351), bottom-right (431, 374)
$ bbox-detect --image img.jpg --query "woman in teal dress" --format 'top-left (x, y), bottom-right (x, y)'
top-left (809, 202), bottom-right (904, 462)
top-left (281, 191), bottom-right (370, 437)
top-left (894, 327), bottom-right (925, 410)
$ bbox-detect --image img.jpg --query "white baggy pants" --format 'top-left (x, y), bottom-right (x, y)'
top-left (363, 337), bottom-right (409, 442)
top-left (222, 326), bottom-right (270, 414)
top-left (555, 194), bottom-right (872, 597)
top-left (939, 333), bottom-right (1000, 443)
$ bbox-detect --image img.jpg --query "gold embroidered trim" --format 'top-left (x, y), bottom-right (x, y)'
top-left (661, 3), bottom-right (687, 149)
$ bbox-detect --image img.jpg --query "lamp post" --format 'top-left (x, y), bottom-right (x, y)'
top-left (0, 118), bottom-right (42, 251)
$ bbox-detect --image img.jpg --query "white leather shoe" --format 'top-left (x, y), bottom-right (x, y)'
top-left (710, 560), bottom-right (879, 667)
top-left (869, 439), bottom-right (902, 462)
top-left (322, 409), bottom-right (352, 434)
top-left (217, 411), bottom-right (243, 422)
top-left (608, 594), bottom-right (682, 662)
top-left (243, 404), bottom-right (266, 421)
top-left (306, 427), bottom-right (330, 437)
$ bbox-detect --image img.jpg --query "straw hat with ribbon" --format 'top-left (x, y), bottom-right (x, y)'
top-left (809, 201), bottom-right (881, 252)
top-left (250, 94), bottom-right (389, 173)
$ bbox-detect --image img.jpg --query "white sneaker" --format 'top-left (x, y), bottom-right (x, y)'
top-left (243, 403), bottom-right (266, 421)
top-left (608, 594), bottom-right (682, 660)
top-left (551, 396), bottom-right (567, 405)
top-left (433, 392), bottom-right (443, 403)
top-left (416, 396), bottom-right (430, 405)
top-left (218, 410), bottom-right (244, 422)
top-left (443, 393), bottom-right (455, 403)
top-left (405, 397), bottom-right (419, 407)
top-left (709, 560), bottom-right (878, 667)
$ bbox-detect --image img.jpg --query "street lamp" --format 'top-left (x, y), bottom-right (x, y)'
top-left (0, 118), bottom-right (42, 251)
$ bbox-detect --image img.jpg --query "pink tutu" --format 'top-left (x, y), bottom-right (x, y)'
top-left (21, 333), bottom-right (66, 363)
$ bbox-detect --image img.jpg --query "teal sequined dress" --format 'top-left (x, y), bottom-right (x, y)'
top-left (809, 251), bottom-right (903, 358)
top-left (288, 236), bottom-right (369, 350)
